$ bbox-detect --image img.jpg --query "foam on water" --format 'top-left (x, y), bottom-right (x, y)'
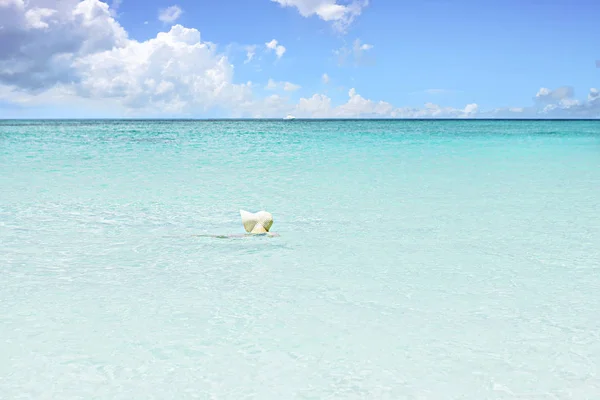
top-left (1, 120), bottom-right (600, 399)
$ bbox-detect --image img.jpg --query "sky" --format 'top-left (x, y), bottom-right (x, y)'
top-left (0, 0), bottom-right (599, 118)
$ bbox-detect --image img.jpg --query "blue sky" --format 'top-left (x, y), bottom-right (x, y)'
top-left (0, 0), bottom-right (599, 118)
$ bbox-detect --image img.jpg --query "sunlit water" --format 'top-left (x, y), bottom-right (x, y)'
top-left (1, 120), bottom-right (599, 399)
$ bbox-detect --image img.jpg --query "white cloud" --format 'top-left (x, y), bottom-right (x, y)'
top-left (0, 0), bottom-right (24, 8)
top-left (0, 1), bottom-right (598, 120)
top-left (0, 0), bottom-right (127, 90)
top-left (335, 38), bottom-right (373, 66)
top-left (322, 73), bottom-right (330, 84)
top-left (265, 78), bottom-right (300, 92)
top-left (559, 98), bottom-right (580, 107)
top-left (236, 88), bottom-right (478, 119)
top-left (529, 86), bottom-right (600, 117)
top-left (244, 45), bottom-right (257, 64)
top-left (271, 0), bottom-right (368, 32)
top-left (353, 39), bottom-right (372, 54)
top-left (292, 88), bottom-right (479, 119)
top-left (265, 39), bottom-right (286, 58)
top-left (265, 79), bottom-right (277, 90)
top-left (334, 87), bottom-right (393, 117)
top-left (535, 86), bottom-right (574, 103)
top-left (463, 103), bottom-right (478, 115)
top-left (0, 0), bottom-right (251, 115)
top-left (536, 87), bottom-right (551, 98)
top-left (284, 82), bottom-right (300, 91)
top-left (482, 87), bottom-right (600, 118)
top-left (297, 94), bottom-right (332, 117)
top-left (109, 0), bottom-right (121, 17)
top-left (73, 24), bottom-right (252, 114)
top-left (158, 5), bottom-right (182, 24)
top-left (24, 7), bottom-right (57, 29)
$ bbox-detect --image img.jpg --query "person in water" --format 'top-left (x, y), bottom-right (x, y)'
top-left (195, 210), bottom-right (279, 238)
top-left (238, 210), bottom-right (279, 237)
top-left (240, 210), bottom-right (273, 233)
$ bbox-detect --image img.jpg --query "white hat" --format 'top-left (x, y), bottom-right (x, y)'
top-left (240, 210), bottom-right (273, 233)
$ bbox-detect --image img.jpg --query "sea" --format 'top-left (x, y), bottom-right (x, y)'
top-left (1, 119), bottom-right (599, 399)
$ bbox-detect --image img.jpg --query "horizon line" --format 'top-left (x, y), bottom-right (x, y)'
top-left (1, 118), bottom-right (600, 122)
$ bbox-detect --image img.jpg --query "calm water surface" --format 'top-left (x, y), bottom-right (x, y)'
top-left (1, 120), bottom-right (599, 399)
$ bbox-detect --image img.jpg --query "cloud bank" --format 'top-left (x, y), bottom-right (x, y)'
top-left (0, 0), bottom-right (598, 119)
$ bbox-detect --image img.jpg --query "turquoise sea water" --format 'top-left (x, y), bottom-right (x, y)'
top-left (1, 120), bottom-right (600, 399)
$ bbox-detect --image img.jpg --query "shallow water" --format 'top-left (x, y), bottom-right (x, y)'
top-left (1, 120), bottom-right (600, 399)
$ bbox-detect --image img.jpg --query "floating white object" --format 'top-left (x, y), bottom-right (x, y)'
top-left (240, 210), bottom-right (274, 234)
top-left (283, 114), bottom-right (295, 120)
